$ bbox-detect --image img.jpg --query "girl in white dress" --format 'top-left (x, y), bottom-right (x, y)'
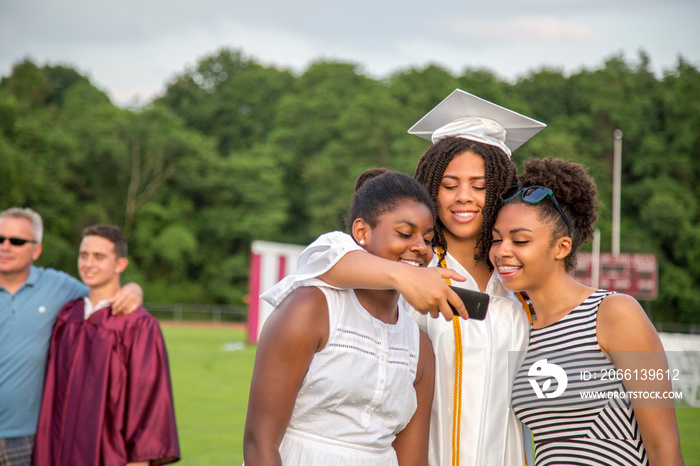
top-left (261, 90), bottom-right (546, 465)
top-left (243, 169), bottom-right (436, 466)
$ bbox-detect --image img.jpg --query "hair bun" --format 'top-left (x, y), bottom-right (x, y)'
top-left (354, 168), bottom-right (390, 191)
top-left (518, 156), bottom-right (599, 243)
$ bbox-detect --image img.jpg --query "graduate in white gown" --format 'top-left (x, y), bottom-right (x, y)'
top-left (262, 90), bottom-right (546, 466)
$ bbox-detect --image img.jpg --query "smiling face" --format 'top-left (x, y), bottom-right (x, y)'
top-left (358, 200), bottom-right (435, 268)
top-left (436, 151), bottom-right (487, 246)
top-left (78, 235), bottom-right (128, 292)
top-left (489, 203), bottom-right (571, 293)
top-left (0, 216), bottom-right (42, 281)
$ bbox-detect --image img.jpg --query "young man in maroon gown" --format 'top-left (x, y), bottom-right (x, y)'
top-left (1, 208), bottom-right (144, 466)
top-left (32, 225), bottom-right (180, 466)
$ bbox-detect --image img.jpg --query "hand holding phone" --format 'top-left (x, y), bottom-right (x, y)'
top-left (448, 286), bottom-right (489, 320)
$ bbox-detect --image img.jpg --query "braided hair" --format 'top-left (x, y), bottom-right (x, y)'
top-left (414, 137), bottom-right (517, 267)
top-left (345, 168), bottom-right (435, 231)
top-left (511, 157), bottom-right (599, 272)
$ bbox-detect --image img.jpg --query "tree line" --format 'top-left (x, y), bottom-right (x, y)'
top-left (1, 48), bottom-right (698, 324)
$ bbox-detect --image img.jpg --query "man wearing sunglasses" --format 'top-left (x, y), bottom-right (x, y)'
top-left (0, 207), bottom-right (143, 466)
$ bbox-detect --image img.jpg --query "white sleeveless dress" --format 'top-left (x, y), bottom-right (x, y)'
top-left (279, 284), bottom-right (420, 466)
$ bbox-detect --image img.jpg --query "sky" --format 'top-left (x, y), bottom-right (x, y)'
top-left (1, 0), bottom-right (698, 107)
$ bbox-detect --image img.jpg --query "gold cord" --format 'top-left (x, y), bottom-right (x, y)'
top-left (437, 248), bottom-right (534, 465)
top-left (451, 315), bottom-right (463, 465)
top-left (515, 292), bottom-right (534, 325)
top-left (436, 247), bottom-right (462, 465)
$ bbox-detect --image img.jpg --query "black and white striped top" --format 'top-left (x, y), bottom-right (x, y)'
top-left (511, 290), bottom-right (648, 465)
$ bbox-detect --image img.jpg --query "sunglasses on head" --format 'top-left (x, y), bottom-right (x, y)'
top-left (503, 185), bottom-right (572, 238)
top-left (0, 236), bottom-right (38, 246)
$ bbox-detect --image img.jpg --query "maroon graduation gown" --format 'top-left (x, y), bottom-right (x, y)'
top-left (33, 299), bottom-right (180, 466)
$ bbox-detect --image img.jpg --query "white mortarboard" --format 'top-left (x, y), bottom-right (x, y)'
top-left (407, 89), bottom-right (546, 156)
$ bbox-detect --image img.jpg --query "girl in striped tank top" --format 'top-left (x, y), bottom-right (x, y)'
top-left (489, 157), bottom-right (683, 465)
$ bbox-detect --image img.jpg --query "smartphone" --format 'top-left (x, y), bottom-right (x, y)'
top-left (448, 286), bottom-right (489, 320)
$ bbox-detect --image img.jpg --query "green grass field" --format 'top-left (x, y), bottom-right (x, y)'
top-left (162, 325), bottom-right (700, 465)
top-left (164, 325), bottom-right (254, 465)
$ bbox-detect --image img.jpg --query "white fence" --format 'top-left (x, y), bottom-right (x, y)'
top-left (659, 332), bottom-right (700, 407)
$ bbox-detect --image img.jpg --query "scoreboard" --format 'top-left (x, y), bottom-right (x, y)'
top-left (574, 252), bottom-right (658, 300)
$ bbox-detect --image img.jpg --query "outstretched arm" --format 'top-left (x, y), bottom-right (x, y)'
top-left (598, 294), bottom-right (684, 466)
top-left (319, 249), bottom-right (468, 321)
top-left (262, 232), bottom-right (469, 320)
top-left (243, 287), bottom-right (329, 466)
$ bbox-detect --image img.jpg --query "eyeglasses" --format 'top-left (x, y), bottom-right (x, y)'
top-left (0, 236), bottom-right (38, 246)
top-left (504, 185), bottom-right (572, 238)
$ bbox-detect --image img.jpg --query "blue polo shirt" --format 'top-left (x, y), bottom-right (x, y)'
top-left (0, 266), bottom-right (87, 437)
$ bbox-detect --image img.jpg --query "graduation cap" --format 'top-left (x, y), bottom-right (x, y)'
top-left (407, 89), bottom-right (546, 156)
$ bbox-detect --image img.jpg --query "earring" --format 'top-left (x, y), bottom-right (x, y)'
top-left (359, 239), bottom-right (366, 245)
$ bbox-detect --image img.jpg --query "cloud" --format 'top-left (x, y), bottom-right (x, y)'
top-left (1, 0), bottom-right (697, 107)
top-left (440, 16), bottom-right (593, 44)
top-left (82, 17), bottom-right (324, 104)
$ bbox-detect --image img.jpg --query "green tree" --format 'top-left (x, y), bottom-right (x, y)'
top-left (160, 48), bottom-right (294, 155)
top-left (2, 54), bottom-right (698, 325)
